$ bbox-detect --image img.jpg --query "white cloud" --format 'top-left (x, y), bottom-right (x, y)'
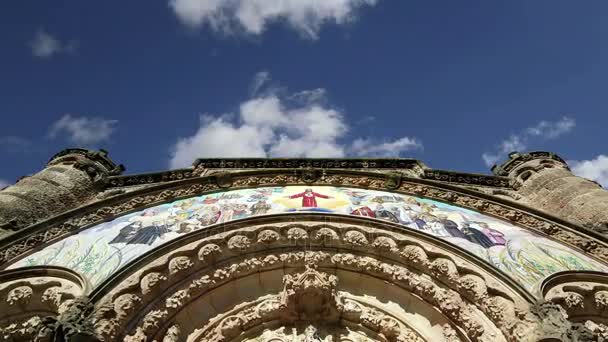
top-left (351, 137), bottom-right (422, 157)
top-left (29, 29), bottom-right (75, 58)
top-left (48, 114), bottom-right (117, 146)
top-left (0, 179), bottom-right (9, 189)
top-left (569, 155), bottom-right (608, 188)
top-left (482, 116), bottom-right (575, 167)
top-left (169, 0), bottom-right (378, 39)
top-left (169, 73), bottom-right (420, 168)
top-left (526, 117), bottom-right (576, 139)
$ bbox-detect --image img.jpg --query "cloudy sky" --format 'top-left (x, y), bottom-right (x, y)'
top-left (0, 1), bottom-right (607, 187)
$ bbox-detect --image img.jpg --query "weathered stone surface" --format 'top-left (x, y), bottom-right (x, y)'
top-left (494, 151), bottom-right (608, 234)
top-left (2, 150), bottom-right (608, 341)
top-left (0, 149), bottom-right (123, 236)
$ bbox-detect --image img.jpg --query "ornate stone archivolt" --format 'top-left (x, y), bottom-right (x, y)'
top-left (0, 266), bottom-right (88, 341)
top-left (538, 271), bottom-right (608, 341)
top-left (2, 170), bottom-right (607, 272)
top-left (85, 216), bottom-right (553, 342)
top-left (187, 265), bottom-right (427, 342)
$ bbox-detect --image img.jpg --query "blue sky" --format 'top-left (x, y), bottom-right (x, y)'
top-left (1, 1), bottom-right (607, 187)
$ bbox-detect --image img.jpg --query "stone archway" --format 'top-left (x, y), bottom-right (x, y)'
top-left (184, 264), bottom-right (463, 342)
top-left (90, 215), bottom-right (543, 342)
top-left (0, 266), bottom-right (88, 341)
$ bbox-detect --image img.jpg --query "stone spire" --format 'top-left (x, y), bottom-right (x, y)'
top-left (492, 151), bottom-right (608, 234)
top-left (0, 148), bottom-right (124, 235)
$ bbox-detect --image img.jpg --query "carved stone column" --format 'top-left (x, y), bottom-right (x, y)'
top-left (492, 151), bottom-right (608, 234)
top-left (0, 149), bottom-right (123, 235)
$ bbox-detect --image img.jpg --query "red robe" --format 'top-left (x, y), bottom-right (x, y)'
top-left (289, 192), bottom-right (329, 207)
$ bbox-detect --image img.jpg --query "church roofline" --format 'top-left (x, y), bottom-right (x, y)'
top-left (104, 157), bottom-right (513, 189)
top-left (192, 157), bottom-right (426, 169)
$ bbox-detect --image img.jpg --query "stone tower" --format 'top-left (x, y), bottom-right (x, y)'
top-left (493, 151), bottom-right (608, 233)
top-left (0, 150), bottom-right (607, 341)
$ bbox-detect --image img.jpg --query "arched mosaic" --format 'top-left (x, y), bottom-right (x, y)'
top-left (8, 186), bottom-right (608, 290)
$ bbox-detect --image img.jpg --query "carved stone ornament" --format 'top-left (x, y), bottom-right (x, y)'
top-left (189, 266), bottom-right (426, 342)
top-left (87, 216), bottom-right (556, 342)
top-left (37, 297), bottom-right (99, 342)
top-left (299, 168), bottom-right (320, 184)
top-left (2, 170), bottom-right (607, 273)
top-left (538, 271), bottom-right (608, 340)
top-left (0, 267), bottom-right (88, 341)
top-left (279, 264), bottom-right (340, 322)
top-left (214, 172), bottom-right (233, 188)
top-left (3, 168), bottom-right (608, 341)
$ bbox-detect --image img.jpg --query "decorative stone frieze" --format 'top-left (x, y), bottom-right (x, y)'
top-left (2, 170), bottom-right (608, 272)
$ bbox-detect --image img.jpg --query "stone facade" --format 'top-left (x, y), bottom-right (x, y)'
top-left (492, 151), bottom-right (608, 234)
top-left (0, 149), bottom-right (606, 341)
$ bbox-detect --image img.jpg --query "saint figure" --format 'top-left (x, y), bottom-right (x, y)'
top-left (437, 214), bottom-right (466, 238)
top-left (110, 210), bottom-right (169, 246)
top-left (374, 204), bottom-right (400, 223)
top-left (287, 188), bottom-right (332, 207)
top-left (475, 222), bottom-right (507, 246)
top-left (250, 199), bottom-right (272, 215)
top-left (462, 223), bottom-right (495, 248)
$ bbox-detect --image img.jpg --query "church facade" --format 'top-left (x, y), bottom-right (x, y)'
top-left (0, 149), bottom-right (608, 341)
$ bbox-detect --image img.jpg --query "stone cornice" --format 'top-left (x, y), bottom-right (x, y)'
top-left (192, 157), bottom-right (426, 169)
top-left (422, 169), bottom-right (512, 188)
top-left (105, 161), bottom-right (513, 189)
top-left (0, 169), bottom-right (606, 272)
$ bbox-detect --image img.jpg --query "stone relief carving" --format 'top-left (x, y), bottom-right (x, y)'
top-left (279, 265), bottom-right (340, 323)
top-left (90, 220), bottom-right (537, 341)
top-left (6, 285), bottom-right (33, 306)
top-left (190, 266), bottom-right (426, 342)
top-left (539, 271), bottom-right (608, 341)
top-left (0, 316), bottom-right (44, 341)
top-left (0, 267), bottom-right (87, 341)
top-left (37, 297), bottom-right (98, 341)
top-left (3, 171), bottom-right (607, 274)
top-left (2, 219), bottom-right (604, 341)
top-left (2, 167), bottom-right (608, 341)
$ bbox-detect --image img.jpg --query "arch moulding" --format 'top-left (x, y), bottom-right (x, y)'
top-left (2, 170), bottom-right (608, 341)
top-left (1, 169), bottom-right (607, 269)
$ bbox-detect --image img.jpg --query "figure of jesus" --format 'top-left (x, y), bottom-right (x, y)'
top-left (286, 188), bottom-right (332, 207)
